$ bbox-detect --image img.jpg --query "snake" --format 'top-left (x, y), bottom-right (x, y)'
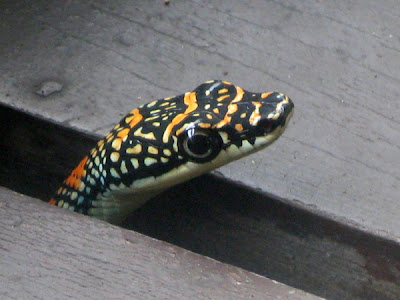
top-left (49, 80), bottom-right (294, 224)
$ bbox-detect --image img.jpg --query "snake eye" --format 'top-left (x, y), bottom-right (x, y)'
top-left (178, 128), bottom-right (222, 162)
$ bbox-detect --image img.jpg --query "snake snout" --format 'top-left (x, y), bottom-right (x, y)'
top-left (281, 95), bottom-right (294, 125)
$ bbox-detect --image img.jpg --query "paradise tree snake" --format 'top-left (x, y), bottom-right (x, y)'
top-left (50, 80), bottom-right (294, 224)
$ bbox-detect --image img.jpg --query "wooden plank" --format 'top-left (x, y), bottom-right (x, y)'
top-left (0, 187), bottom-right (320, 300)
top-left (1, 104), bottom-right (400, 299)
top-left (0, 0), bottom-right (399, 239)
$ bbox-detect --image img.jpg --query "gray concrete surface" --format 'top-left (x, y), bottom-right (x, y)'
top-left (0, 187), bottom-right (323, 299)
top-left (1, 0), bottom-right (399, 240)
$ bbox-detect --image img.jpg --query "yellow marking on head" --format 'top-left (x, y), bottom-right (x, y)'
top-left (223, 81), bottom-right (232, 85)
top-left (147, 100), bottom-right (157, 108)
top-left (235, 124), bottom-right (244, 132)
top-left (125, 109), bottom-right (143, 128)
top-left (164, 96), bottom-right (174, 100)
top-left (112, 138), bottom-right (122, 151)
top-left (261, 92), bottom-right (273, 99)
top-left (218, 88), bottom-right (228, 94)
top-left (206, 114), bottom-right (213, 119)
top-left (144, 157), bottom-right (157, 166)
top-left (213, 85), bottom-right (244, 129)
top-left (219, 132), bottom-right (229, 144)
top-left (249, 101), bottom-right (262, 125)
top-left (160, 101), bottom-right (170, 106)
top-left (213, 108), bottom-right (220, 114)
top-left (240, 112), bottom-right (246, 118)
top-left (205, 90), bottom-right (210, 96)
top-left (152, 122), bottom-right (161, 127)
top-left (162, 91), bottom-right (198, 143)
top-left (134, 127), bottom-right (156, 140)
top-left (57, 200), bottom-right (64, 207)
top-left (148, 146), bottom-right (158, 155)
top-left (217, 94), bottom-right (230, 102)
top-left (110, 152), bottom-right (120, 162)
top-left (172, 136), bottom-right (179, 152)
top-left (126, 144), bottom-right (142, 154)
top-left (113, 124), bottom-right (121, 130)
top-left (150, 109), bottom-right (161, 114)
top-left (176, 124), bottom-right (188, 136)
top-left (145, 116), bottom-right (159, 122)
top-left (161, 157), bottom-right (169, 163)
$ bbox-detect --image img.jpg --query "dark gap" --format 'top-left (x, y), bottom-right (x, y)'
top-left (1, 102), bottom-right (399, 300)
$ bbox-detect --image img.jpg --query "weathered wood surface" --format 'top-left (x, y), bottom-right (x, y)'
top-left (0, 187), bottom-right (321, 300)
top-left (0, 0), bottom-right (399, 238)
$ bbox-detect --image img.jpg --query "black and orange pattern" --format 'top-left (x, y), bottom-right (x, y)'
top-left (50, 80), bottom-right (294, 224)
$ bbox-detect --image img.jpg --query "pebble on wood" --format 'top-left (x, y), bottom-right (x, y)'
top-left (35, 81), bottom-right (63, 97)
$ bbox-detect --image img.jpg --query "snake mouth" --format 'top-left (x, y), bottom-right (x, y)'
top-left (279, 96), bottom-right (294, 127)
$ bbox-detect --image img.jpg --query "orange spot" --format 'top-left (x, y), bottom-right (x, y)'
top-left (222, 81), bottom-right (232, 85)
top-left (162, 92), bottom-right (198, 143)
top-left (65, 156), bottom-right (88, 190)
top-left (261, 92), bottom-right (273, 99)
top-left (217, 94), bottom-right (230, 102)
top-left (125, 108), bottom-right (143, 128)
top-left (213, 85), bottom-right (244, 129)
top-left (235, 124), bottom-right (244, 131)
top-left (49, 198), bottom-right (56, 205)
top-left (249, 101), bottom-right (262, 125)
top-left (218, 88), bottom-right (228, 94)
top-left (117, 128), bottom-right (130, 139)
top-left (198, 122), bottom-right (211, 128)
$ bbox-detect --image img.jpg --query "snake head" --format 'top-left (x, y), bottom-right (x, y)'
top-left (171, 80), bottom-right (294, 165)
top-left (51, 80), bottom-right (294, 223)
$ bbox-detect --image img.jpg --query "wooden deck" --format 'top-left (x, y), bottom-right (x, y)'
top-left (0, 0), bottom-right (399, 299)
top-left (1, 187), bottom-right (321, 299)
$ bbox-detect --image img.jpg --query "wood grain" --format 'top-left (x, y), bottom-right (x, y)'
top-left (0, 187), bottom-right (320, 300)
